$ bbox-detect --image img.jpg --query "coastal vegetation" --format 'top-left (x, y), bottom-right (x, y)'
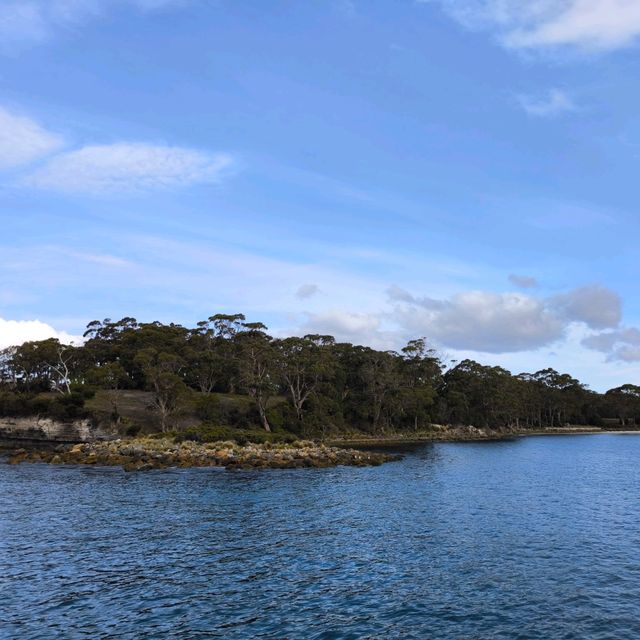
top-left (1, 314), bottom-right (639, 442)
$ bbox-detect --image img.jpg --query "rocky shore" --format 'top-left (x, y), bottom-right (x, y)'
top-left (329, 424), bottom-right (610, 447)
top-left (330, 424), bottom-right (515, 446)
top-left (4, 438), bottom-right (401, 471)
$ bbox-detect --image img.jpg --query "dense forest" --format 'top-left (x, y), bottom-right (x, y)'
top-left (1, 314), bottom-right (639, 438)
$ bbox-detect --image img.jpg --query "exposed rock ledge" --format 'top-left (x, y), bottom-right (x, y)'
top-left (0, 417), bottom-right (112, 445)
top-left (5, 438), bottom-right (402, 471)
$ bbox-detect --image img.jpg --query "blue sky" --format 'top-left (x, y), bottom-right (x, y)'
top-left (2, 0), bottom-right (640, 390)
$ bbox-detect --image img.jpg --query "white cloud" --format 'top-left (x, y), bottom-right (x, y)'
top-left (0, 0), bottom-right (188, 53)
top-left (517, 89), bottom-right (575, 117)
top-left (300, 310), bottom-right (397, 349)
top-left (389, 283), bottom-right (622, 352)
top-left (303, 310), bottom-right (380, 336)
top-left (0, 317), bottom-right (79, 349)
top-left (394, 290), bottom-right (565, 352)
top-left (0, 107), bottom-right (63, 169)
top-left (26, 143), bottom-right (233, 194)
top-left (428, 0), bottom-right (640, 52)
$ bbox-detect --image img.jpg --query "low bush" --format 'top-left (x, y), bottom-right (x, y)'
top-left (0, 391), bottom-right (88, 421)
top-left (173, 424), bottom-right (298, 445)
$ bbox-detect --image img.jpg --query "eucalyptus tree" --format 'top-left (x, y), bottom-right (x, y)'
top-left (236, 322), bottom-right (277, 432)
top-left (196, 313), bottom-right (247, 393)
top-left (400, 338), bottom-right (442, 430)
top-left (273, 334), bottom-right (334, 423)
top-left (134, 348), bottom-right (187, 432)
top-left (359, 348), bottom-right (402, 433)
top-left (604, 384), bottom-right (640, 426)
top-left (86, 362), bottom-right (128, 424)
top-left (531, 368), bottom-right (586, 427)
top-left (185, 324), bottom-right (223, 394)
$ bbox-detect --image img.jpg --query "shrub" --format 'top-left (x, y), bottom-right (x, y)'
top-left (173, 424), bottom-right (298, 445)
top-left (46, 392), bottom-right (88, 421)
top-left (125, 423), bottom-right (142, 437)
top-left (195, 395), bottom-right (223, 422)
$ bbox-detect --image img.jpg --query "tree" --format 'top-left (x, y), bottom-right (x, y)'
top-left (0, 309), bottom-right (623, 436)
top-left (185, 328), bottom-right (223, 394)
top-left (399, 338), bottom-right (442, 430)
top-left (359, 348), bottom-right (401, 433)
top-left (605, 384), bottom-right (640, 426)
top-left (273, 335), bottom-right (334, 423)
top-left (134, 348), bottom-right (187, 432)
top-left (439, 360), bottom-right (518, 428)
top-left (531, 368), bottom-right (587, 427)
top-left (0, 346), bottom-right (18, 389)
top-left (48, 342), bottom-right (78, 395)
top-left (8, 339), bottom-right (80, 394)
top-left (87, 362), bottom-right (128, 424)
top-left (236, 323), bottom-right (276, 432)
top-left (199, 313), bottom-right (246, 393)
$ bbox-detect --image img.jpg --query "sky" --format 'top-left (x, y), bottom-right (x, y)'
top-left (1, 0), bottom-right (640, 391)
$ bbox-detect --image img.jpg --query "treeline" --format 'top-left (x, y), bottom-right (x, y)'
top-left (1, 314), bottom-right (639, 436)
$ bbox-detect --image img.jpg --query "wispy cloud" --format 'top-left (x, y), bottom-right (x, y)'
top-left (0, 2), bottom-right (48, 54)
top-left (517, 89), bottom-right (575, 117)
top-left (0, 0), bottom-right (188, 53)
top-left (25, 143), bottom-right (234, 194)
top-left (0, 103), bottom-right (234, 195)
top-left (66, 251), bottom-right (134, 268)
top-left (0, 106), bottom-right (63, 169)
top-left (426, 1), bottom-right (640, 52)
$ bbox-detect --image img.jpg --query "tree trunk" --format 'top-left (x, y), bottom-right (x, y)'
top-left (258, 404), bottom-right (271, 432)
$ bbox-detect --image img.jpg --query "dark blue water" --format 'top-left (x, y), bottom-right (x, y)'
top-left (3, 435), bottom-right (640, 639)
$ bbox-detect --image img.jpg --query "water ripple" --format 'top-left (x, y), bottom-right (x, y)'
top-left (3, 435), bottom-right (640, 638)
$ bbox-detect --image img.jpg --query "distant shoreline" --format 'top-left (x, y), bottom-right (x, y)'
top-left (329, 426), bottom-right (640, 447)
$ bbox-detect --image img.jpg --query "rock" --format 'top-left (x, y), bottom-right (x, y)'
top-left (2, 436), bottom-right (402, 471)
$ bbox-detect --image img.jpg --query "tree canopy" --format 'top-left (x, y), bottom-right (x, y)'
top-left (0, 315), bottom-right (635, 435)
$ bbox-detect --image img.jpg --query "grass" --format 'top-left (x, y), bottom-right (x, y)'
top-left (85, 389), bottom-right (289, 437)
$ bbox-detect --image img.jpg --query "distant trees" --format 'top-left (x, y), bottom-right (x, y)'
top-left (438, 361), bottom-right (596, 430)
top-left (604, 384), bottom-right (640, 426)
top-left (0, 314), bottom-right (633, 435)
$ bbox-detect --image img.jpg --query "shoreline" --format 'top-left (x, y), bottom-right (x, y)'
top-left (3, 438), bottom-right (402, 471)
top-left (4, 426), bottom-right (640, 472)
top-left (328, 425), bottom-right (640, 447)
